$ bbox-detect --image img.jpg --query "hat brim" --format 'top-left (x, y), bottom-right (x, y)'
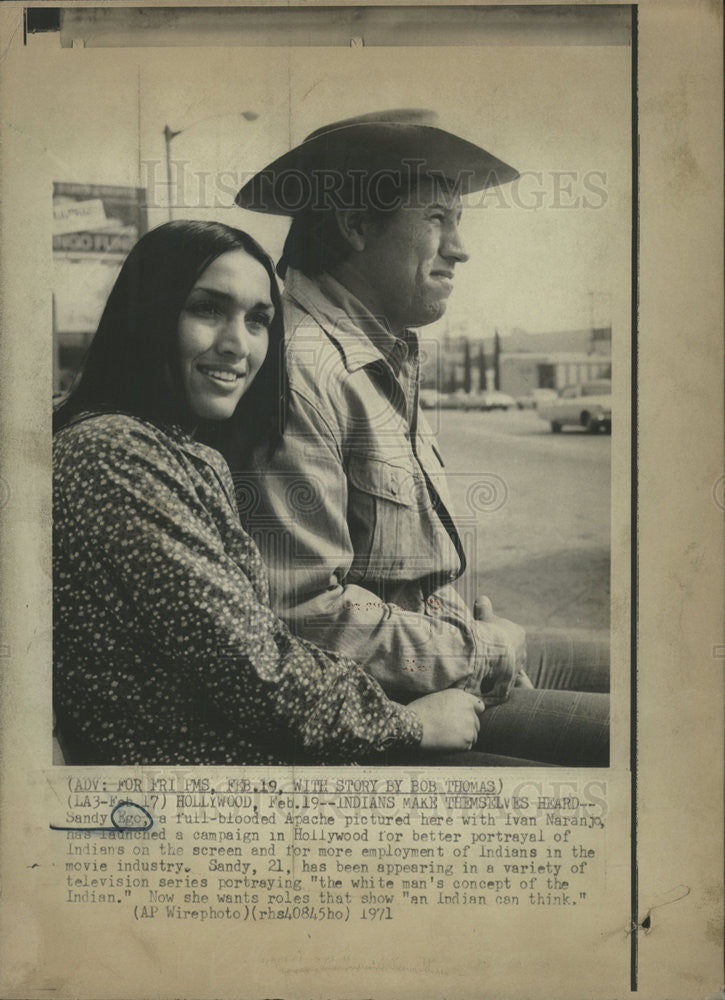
top-left (236, 122), bottom-right (519, 216)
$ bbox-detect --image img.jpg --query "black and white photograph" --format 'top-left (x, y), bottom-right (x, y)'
top-left (48, 5), bottom-right (629, 768)
top-left (0, 3), bottom-right (722, 999)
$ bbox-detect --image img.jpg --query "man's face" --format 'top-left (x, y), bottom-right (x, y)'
top-left (356, 178), bottom-right (469, 332)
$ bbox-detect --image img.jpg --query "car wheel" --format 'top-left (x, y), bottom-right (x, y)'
top-left (582, 412), bottom-right (600, 433)
top-left (603, 420), bottom-right (611, 435)
top-left (551, 421), bottom-right (562, 433)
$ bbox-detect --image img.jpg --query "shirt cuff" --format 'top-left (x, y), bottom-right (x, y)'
top-left (382, 704), bottom-right (424, 750)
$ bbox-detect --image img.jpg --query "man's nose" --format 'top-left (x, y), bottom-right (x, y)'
top-left (442, 224), bottom-right (469, 264)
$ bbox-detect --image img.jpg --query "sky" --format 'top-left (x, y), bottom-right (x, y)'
top-left (29, 27), bottom-right (631, 340)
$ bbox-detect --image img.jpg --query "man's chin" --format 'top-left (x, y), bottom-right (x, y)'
top-left (412, 300), bottom-right (448, 328)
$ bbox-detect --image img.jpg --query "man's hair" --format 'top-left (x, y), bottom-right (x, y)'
top-left (53, 220), bottom-right (287, 464)
top-left (276, 174), bottom-right (418, 280)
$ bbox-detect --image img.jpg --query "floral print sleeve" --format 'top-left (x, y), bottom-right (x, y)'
top-left (53, 413), bottom-right (422, 765)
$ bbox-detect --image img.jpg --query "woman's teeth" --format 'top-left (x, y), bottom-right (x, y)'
top-left (199, 367), bottom-right (242, 383)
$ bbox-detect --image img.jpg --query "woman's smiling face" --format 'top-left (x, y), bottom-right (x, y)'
top-left (177, 249), bottom-right (273, 422)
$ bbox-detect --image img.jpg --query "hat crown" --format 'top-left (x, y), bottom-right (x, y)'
top-left (235, 108), bottom-right (519, 216)
top-left (304, 108), bottom-right (440, 144)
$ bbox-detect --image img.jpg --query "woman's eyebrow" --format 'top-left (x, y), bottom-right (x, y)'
top-left (249, 300), bottom-right (275, 313)
top-left (189, 286), bottom-right (273, 310)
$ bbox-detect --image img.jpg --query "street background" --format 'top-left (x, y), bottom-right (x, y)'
top-left (437, 408), bottom-right (610, 630)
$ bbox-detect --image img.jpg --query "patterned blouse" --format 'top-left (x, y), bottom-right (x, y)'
top-left (53, 413), bottom-right (422, 765)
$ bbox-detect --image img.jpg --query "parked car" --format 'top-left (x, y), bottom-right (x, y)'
top-left (516, 388), bottom-right (558, 410)
top-left (420, 389), bottom-right (516, 412)
top-left (537, 380), bottom-right (612, 433)
top-left (451, 390), bottom-right (516, 412)
top-left (436, 392), bottom-right (461, 410)
top-left (480, 390), bottom-right (516, 411)
top-left (419, 388), bottom-right (440, 409)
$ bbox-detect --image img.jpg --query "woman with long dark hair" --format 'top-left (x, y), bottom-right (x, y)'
top-left (53, 220), bottom-right (484, 765)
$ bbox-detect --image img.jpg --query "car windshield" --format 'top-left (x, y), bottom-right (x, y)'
top-left (581, 381), bottom-right (612, 396)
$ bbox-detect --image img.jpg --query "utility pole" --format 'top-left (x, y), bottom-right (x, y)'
top-left (163, 125), bottom-right (182, 222)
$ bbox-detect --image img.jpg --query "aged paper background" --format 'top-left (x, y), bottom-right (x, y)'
top-left (0, 2), bottom-right (722, 997)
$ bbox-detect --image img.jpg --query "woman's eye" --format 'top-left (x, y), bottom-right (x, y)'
top-left (247, 312), bottom-right (272, 331)
top-left (189, 300), bottom-right (222, 318)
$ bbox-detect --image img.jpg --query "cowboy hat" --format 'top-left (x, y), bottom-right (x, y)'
top-left (235, 108), bottom-right (519, 216)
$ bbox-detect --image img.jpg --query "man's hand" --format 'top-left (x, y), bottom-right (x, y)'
top-left (410, 690), bottom-right (486, 752)
top-left (473, 595), bottom-right (529, 704)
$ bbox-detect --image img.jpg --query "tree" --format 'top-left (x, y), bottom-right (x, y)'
top-left (477, 342), bottom-right (488, 391)
top-left (462, 338), bottom-right (472, 393)
top-left (493, 329), bottom-right (502, 390)
top-left (445, 361), bottom-right (457, 394)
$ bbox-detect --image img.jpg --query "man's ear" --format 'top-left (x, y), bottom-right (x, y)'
top-left (334, 209), bottom-right (370, 252)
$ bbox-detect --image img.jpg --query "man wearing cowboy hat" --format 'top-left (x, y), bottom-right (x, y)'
top-left (234, 110), bottom-right (609, 760)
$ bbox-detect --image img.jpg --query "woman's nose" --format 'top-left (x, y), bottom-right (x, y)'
top-left (217, 316), bottom-right (250, 357)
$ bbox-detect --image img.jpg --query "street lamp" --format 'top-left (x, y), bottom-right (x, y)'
top-left (163, 110), bottom-right (259, 221)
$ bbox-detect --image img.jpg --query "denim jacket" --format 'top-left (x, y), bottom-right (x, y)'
top-left (241, 269), bottom-right (490, 701)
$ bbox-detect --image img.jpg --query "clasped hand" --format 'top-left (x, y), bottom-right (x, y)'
top-left (473, 595), bottom-right (532, 705)
top-left (407, 596), bottom-right (531, 753)
top-left (410, 689), bottom-right (486, 752)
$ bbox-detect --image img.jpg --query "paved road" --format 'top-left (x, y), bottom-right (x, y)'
top-left (432, 408), bottom-right (611, 630)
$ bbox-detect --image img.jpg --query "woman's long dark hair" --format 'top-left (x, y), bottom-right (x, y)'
top-left (53, 220), bottom-right (287, 464)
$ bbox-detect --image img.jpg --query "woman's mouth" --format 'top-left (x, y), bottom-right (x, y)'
top-left (197, 365), bottom-right (246, 384)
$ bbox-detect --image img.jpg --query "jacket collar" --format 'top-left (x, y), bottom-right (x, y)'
top-left (284, 268), bottom-right (410, 375)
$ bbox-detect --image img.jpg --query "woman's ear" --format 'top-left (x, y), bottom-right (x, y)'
top-left (334, 209), bottom-right (369, 252)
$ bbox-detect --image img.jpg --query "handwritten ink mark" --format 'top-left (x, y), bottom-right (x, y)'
top-left (627, 884), bottom-right (691, 935)
top-left (49, 800), bottom-right (153, 833)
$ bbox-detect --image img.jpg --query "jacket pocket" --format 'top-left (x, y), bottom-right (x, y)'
top-left (346, 453), bottom-right (420, 581)
top-left (348, 453), bottom-right (418, 506)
